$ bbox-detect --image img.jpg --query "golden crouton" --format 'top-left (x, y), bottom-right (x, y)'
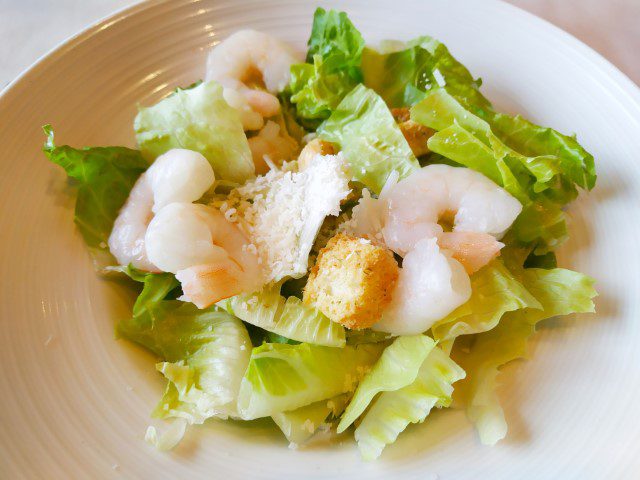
top-left (391, 107), bottom-right (435, 157)
top-left (298, 138), bottom-right (336, 170)
top-left (303, 234), bottom-right (399, 330)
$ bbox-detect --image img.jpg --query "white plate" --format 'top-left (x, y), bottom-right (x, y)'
top-left (1, 0), bottom-right (639, 478)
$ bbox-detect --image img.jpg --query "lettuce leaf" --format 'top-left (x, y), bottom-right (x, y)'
top-left (411, 89), bottom-right (595, 252)
top-left (237, 342), bottom-right (385, 420)
top-left (319, 85), bottom-right (419, 194)
top-left (354, 346), bottom-right (465, 459)
top-left (361, 36), bottom-right (490, 110)
top-left (134, 80), bottom-right (254, 183)
top-left (114, 265), bottom-right (180, 318)
top-left (288, 7), bottom-right (365, 128)
top-left (217, 285), bottom-right (345, 347)
top-left (271, 394), bottom-right (348, 444)
top-left (305, 8), bottom-right (365, 66)
top-left (431, 259), bottom-right (541, 341)
top-left (454, 267), bottom-right (596, 445)
top-left (43, 125), bottom-right (148, 267)
top-left (289, 58), bottom-right (360, 128)
top-left (338, 335), bottom-right (436, 432)
top-left (118, 302), bottom-right (251, 421)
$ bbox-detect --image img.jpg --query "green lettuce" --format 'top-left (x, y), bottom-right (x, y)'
top-left (217, 285), bottom-right (345, 347)
top-left (361, 36), bottom-right (490, 110)
top-left (271, 394), bottom-right (348, 444)
top-left (354, 346), bottom-right (465, 459)
top-left (114, 265), bottom-right (180, 318)
top-left (43, 126), bottom-right (148, 267)
top-left (134, 80), bottom-right (254, 183)
top-left (287, 7), bottom-right (365, 128)
top-left (119, 301), bottom-right (251, 421)
top-left (454, 267), bottom-right (596, 445)
top-left (289, 58), bottom-right (360, 128)
top-left (319, 84), bottom-right (419, 193)
top-left (338, 335), bottom-right (436, 431)
top-left (431, 259), bottom-right (541, 341)
top-left (237, 342), bottom-right (385, 420)
top-left (411, 89), bottom-right (595, 252)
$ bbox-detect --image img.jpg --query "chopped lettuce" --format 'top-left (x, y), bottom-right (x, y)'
top-left (305, 8), bottom-right (365, 66)
top-left (361, 36), bottom-right (490, 110)
top-left (354, 346), bottom-right (465, 460)
top-left (272, 394), bottom-right (348, 444)
top-left (288, 7), bottom-right (365, 128)
top-left (237, 342), bottom-right (385, 420)
top-left (289, 57), bottom-right (360, 129)
top-left (134, 80), bottom-right (254, 183)
top-left (145, 418), bottom-right (188, 451)
top-left (454, 267), bottom-right (596, 445)
top-left (411, 89), bottom-right (595, 252)
top-left (115, 265), bottom-right (180, 318)
top-left (319, 85), bottom-right (419, 193)
top-left (338, 335), bottom-right (436, 432)
top-left (217, 285), bottom-right (346, 347)
top-left (43, 125), bottom-right (148, 267)
top-left (346, 329), bottom-right (394, 345)
top-left (118, 302), bottom-right (251, 421)
top-left (431, 259), bottom-right (541, 341)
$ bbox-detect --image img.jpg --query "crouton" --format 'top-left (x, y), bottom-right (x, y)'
top-left (391, 107), bottom-right (435, 157)
top-left (298, 139), bottom-right (336, 170)
top-left (303, 233), bottom-right (399, 329)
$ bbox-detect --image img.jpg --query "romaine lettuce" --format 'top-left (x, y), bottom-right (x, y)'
top-left (354, 346), bottom-right (465, 459)
top-left (118, 301), bottom-right (251, 421)
top-left (411, 89), bottom-right (595, 252)
top-left (319, 85), bottom-right (419, 193)
top-left (454, 267), bottom-right (596, 445)
top-left (217, 285), bottom-right (346, 347)
top-left (361, 36), bottom-right (490, 110)
top-left (287, 7), bottom-right (365, 128)
top-left (43, 126), bottom-right (148, 267)
top-left (134, 81), bottom-right (254, 183)
top-left (431, 259), bottom-right (541, 341)
top-left (271, 394), bottom-right (348, 444)
top-left (338, 335), bottom-right (436, 431)
top-left (237, 342), bottom-right (385, 420)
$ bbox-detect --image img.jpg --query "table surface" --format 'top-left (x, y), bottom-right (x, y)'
top-left (1, 0), bottom-right (638, 88)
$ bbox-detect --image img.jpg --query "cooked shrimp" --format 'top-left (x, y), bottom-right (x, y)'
top-left (145, 202), bottom-right (262, 308)
top-left (248, 121), bottom-right (299, 174)
top-left (374, 238), bottom-right (471, 335)
top-left (382, 165), bottom-right (522, 268)
top-left (438, 231), bottom-right (503, 274)
top-left (108, 149), bottom-right (215, 271)
top-left (206, 30), bottom-right (302, 130)
top-left (345, 165), bottom-right (520, 333)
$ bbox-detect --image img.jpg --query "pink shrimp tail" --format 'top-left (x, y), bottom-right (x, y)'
top-left (438, 231), bottom-right (504, 274)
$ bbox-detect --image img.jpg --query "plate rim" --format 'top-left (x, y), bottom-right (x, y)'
top-left (1, 0), bottom-right (640, 113)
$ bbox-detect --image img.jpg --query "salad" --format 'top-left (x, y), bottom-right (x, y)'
top-left (44, 8), bottom-right (597, 460)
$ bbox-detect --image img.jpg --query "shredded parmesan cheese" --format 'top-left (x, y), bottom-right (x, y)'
top-left (220, 154), bottom-right (350, 282)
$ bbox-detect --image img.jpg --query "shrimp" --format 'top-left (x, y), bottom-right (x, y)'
top-left (345, 165), bottom-right (522, 334)
top-left (248, 121), bottom-right (299, 174)
top-left (438, 231), bottom-right (504, 274)
top-left (206, 30), bottom-right (302, 130)
top-left (374, 238), bottom-right (471, 335)
top-left (145, 202), bottom-right (262, 308)
top-left (381, 164), bottom-right (522, 269)
top-left (108, 149), bottom-right (215, 271)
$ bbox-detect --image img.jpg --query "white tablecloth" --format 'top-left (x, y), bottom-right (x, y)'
top-left (1, 0), bottom-right (638, 89)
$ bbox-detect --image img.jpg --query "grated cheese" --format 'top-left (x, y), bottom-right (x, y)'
top-left (221, 154), bottom-right (350, 282)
